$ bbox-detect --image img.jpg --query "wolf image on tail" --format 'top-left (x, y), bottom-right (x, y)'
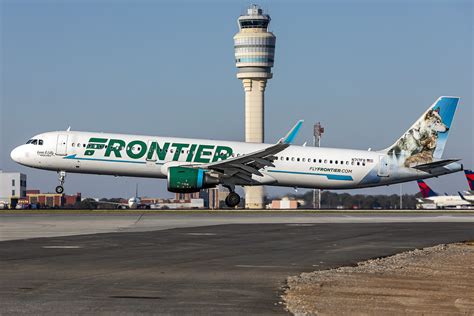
top-left (386, 97), bottom-right (458, 168)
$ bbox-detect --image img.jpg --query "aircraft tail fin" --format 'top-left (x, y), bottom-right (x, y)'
top-left (385, 97), bottom-right (459, 168)
top-left (465, 170), bottom-right (474, 191)
top-left (417, 180), bottom-right (438, 198)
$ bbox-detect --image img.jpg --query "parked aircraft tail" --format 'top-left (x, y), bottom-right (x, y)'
top-left (417, 180), bottom-right (438, 198)
top-left (465, 170), bottom-right (474, 191)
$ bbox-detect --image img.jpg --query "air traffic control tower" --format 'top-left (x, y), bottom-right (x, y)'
top-left (234, 4), bottom-right (276, 209)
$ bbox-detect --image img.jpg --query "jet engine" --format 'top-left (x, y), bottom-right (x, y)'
top-left (167, 166), bottom-right (219, 193)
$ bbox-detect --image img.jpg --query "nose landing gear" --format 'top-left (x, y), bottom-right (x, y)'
top-left (55, 171), bottom-right (66, 194)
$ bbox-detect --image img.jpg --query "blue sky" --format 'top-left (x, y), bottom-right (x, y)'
top-left (1, 0), bottom-right (472, 199)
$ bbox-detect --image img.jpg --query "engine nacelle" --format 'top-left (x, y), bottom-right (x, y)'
top-left (167, 166), bottom-right (219, 193)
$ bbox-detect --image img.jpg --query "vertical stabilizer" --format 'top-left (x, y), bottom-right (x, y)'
top-left (386, 97), bottom-right (459, 167)
top-left (465, 170), bottom-right (474, 191)
top-left (417, 180), bottom-right (438, 198)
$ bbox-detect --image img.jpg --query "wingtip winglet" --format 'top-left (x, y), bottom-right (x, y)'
top-left (281, 120), bottom-right (304, 144)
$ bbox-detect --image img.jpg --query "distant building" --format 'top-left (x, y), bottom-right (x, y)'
top-left (270, 197), bottom-right (302, 209)
top-left (0, 170), bottom-right (27, 199)
top-left (150, 198), bottom-right (204, 209)
top-left (205, 187), bottom-right (230, 209)
top-left (175, 192), bottom-right (200, 200)
top-left (25, 191), bottom-right (81, 208)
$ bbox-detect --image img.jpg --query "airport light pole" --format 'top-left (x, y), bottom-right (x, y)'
top-left (313, 123), bottom-right (324, 209)
top-left (399, 184), bottom-right (403, 209)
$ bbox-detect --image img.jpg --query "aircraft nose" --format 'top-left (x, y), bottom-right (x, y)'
top-left (10, 146), bottom-right (24, 163)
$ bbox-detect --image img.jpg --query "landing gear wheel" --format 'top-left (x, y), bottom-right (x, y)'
top-left (55, 185), bottom-right (64, 194)
top-left (225, 192), bottom-right (240, 208)
top-left (56, 171), bottom-right (66, 194)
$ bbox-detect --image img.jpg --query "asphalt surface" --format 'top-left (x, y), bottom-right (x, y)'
top-left (1, 217), bottom-right (474, 315)
top-left (2, 212), bottom-right (474, 241)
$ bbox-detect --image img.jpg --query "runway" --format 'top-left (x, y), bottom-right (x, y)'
top-left (1, 211), bottom-right (474, 241)
top-left (1, 212), bottom-right (473, 314)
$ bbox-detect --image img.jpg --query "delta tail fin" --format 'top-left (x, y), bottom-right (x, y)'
top-left (417, 180), bottom-right (438, 198)
top-left (465, 170), bottom-right (474, 191)
top-left (385, 97), bottom-right (459, 168)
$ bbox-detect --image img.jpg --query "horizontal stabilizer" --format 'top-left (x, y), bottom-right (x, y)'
top-left (412, 159), bottom-right (461, 172)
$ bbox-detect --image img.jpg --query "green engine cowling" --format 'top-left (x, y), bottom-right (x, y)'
top-left (167, 166), bottom-right (219, 193)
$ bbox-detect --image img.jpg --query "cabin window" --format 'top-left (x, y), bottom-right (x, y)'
top-left (324, 159), bottom-right (327, 163)
top-left (362, 162), bottom-right (366, 166)
top-left (357, 162), bottom-right (360, 166)
top-left (291, 157), bottom-right (294, 161)
top-left (286, 157), bottom-right (289, 161)
top-left (302, 158), bottom-right (305, 162)
top-left (319, 159), bottom-right (322, 163)
top-left (297, 158), bottom-right (300, 162)
top-left (346, 161), bottom-right (349, 165)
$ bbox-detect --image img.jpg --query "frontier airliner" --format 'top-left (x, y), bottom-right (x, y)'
top-left (11, 97), bottom-right (463, 207)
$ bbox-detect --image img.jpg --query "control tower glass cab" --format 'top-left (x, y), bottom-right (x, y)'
top-left (234, 4), bottom-right (276, 80)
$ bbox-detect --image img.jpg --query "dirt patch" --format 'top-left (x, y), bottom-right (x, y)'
top-left (283, 242), bottom-right (474, 315)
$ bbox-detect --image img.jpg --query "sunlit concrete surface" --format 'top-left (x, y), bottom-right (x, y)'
top-left (1, 211), bottom-right (474, 241)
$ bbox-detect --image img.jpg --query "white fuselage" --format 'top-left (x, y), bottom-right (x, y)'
top-left (11, 131), bottom-right (460, 190)
top-left (419, 196), bottom-right (471, 208)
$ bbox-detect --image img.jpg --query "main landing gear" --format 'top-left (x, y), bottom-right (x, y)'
top-left (223, 184), bottom-right (240, 208)
top-left (55, 171), bottom-right (66, 194)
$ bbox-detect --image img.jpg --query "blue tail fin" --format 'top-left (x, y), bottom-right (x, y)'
top-left (386, 97), bottom-right (459, 168)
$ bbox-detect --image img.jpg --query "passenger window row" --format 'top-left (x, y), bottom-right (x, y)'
top-left (276, 156), bottom-right (366, 166)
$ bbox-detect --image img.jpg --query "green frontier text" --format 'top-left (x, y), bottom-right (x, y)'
top-left (85, 138), bottom-right (233, 163)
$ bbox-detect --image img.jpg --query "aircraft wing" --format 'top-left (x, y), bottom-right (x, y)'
top-left (190, 120), bottom-right (303, 184)
top-left (412, 159), bottom-right (461, 173)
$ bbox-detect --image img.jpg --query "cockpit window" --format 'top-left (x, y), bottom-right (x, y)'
top-left (26, 139), bottom-right (43, 145)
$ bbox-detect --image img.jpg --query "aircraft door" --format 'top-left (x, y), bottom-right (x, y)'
top-left (56, 134), bottom-right (69, 156)
top-left (377, 155), bottom-right (390, 177)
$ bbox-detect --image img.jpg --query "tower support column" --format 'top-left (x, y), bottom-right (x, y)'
top-left (243, 79), bottom-right (266, 209)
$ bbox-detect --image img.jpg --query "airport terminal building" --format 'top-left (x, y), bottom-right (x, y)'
top-left (0, 170), bottom-right (27, 200)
